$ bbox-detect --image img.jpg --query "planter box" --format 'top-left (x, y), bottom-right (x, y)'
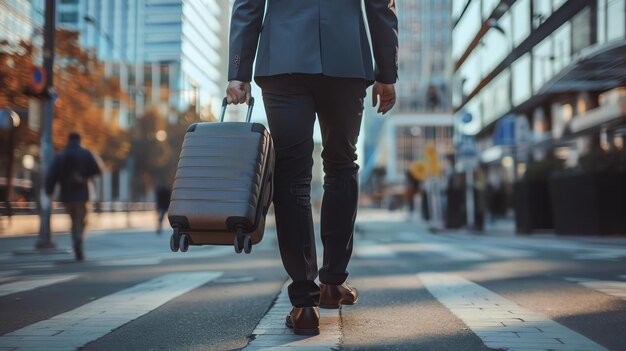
top-left (514, 180), bottom-right (554, 234)
top-left (549, 172), bottom-right (626, 235)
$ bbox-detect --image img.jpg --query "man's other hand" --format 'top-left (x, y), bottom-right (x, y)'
top-left (372, 82), bottom-right (396, 115)
top-left (227, 80), bottom-right (252, 105)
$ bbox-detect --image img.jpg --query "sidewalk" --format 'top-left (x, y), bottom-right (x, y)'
top-left (354, 208), bottom-right (626, 246)
top-left (0, 211), bottom-right (157, 237)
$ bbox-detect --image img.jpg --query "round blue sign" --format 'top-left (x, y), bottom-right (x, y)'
top-left (462, 112), bottom-right (473, 124)
top-left (30, 66), bottom-right (46, 94)
top-left (34, 69), bottom-right (43, 84)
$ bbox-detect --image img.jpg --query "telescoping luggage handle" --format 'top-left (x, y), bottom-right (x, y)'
top-left (219, 96), bottom-right (255, 123)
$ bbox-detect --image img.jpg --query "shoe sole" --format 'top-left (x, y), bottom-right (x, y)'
top-left (319, 297), bottom-right (358, 309)
top-left (286, 322), bottom-right (320, 335)
top-left (294, 328), bottom-right (320, 336)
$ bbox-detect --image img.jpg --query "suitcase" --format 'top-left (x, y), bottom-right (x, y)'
top-left (168, 97), bottom-right (275, 254)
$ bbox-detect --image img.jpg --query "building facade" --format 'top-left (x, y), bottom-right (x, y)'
top-left (56, 0), bottom-right (229, 127)
top-left (0, 0), bottom-right (40, 45)
top-left (54, 0), bottom-right (231, 202)
top-left (362, 0), bottom-right (454, 203)
top-left (453, 0), bottom-right (626, 225)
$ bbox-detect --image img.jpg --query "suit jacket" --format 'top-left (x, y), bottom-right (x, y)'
top-left (228, 0), bottom-right (398, 85)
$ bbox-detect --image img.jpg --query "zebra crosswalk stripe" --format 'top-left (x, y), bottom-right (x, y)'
top-left (0, 275), bottom-right (79, 298)
top-left (566, 277), bottom-right (626, 301)
top-left (0, 270), bottom-right (20, 278)
top-left (354, 240), bottom-right (397, 258)
top-left (418, 273), bottom-right (608, 351)
top-left (0, 271), bottom-right (222, 351)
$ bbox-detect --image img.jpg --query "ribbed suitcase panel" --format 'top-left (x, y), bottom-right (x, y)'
top-left (172, 189), bottom-right (257, 203)
top-left (180, 145), bottom-right (265, 158)
top-left (173, 178), bottom-right (259, 193)
top-left (174, 167), bottom-right (262, 180)
top-left (169, 122), bottom-right (271, 232)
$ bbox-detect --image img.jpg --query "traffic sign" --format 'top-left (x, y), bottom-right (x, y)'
top-left (461, 112), bottom-right (473, 123)
top-left (30, 66), bottom-right (46, 94)
top-left (493, 115), bottom-right (516, 146)
top-left (456, 134), bottom-right (477, 157)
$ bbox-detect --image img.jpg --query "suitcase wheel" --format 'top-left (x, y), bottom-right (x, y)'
top-left (234, 227), bottom-right (252, 254)
top-left (170, 227), bottom-right (181, 252)
top-left (234, 236), bottom-right (243, 254)
top-left (243, 235), bottom-right (252, 254)
top-left (179, 234), bottom-right (190, 252)
top-left (170, 234), bottom-right (179, 252)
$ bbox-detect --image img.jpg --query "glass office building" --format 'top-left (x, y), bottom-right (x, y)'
top-left (0, 0), bottom-right (38, 44)
top-left (453, 0), bottom-right (626, 218)
top-left (57, 0), bottom-right (229, 127)
top-left (55, 0), bottom-right (231, 202)
top-left (362, 0), bottom-right (455, 196)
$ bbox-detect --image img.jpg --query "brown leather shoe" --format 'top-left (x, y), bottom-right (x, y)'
top-left (285, 306), bottom-right (320, 335)
top-left (319, 283), bottom-right (359, 309)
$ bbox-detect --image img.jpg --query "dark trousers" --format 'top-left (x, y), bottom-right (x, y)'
top-left (64, 201), bottom-right (88, 250)
top-left (257, 74), bottom-right (366, 307)
top-left (157, 208), bottom-right (168, 232)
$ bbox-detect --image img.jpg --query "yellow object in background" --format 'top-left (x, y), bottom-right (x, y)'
top-left (424, 143), bottom-right (441, 176)
top-left (429, 162), bottom-right (442, 176)
top-left (410, 160), bottom-right (428, 181)
top-left (425, 143), bottom-right (438, 161)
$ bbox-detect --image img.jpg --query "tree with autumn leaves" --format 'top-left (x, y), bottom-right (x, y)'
top-left (0, 29), bottom-right (129, 170)
top-left (2, 29), bottom-right (220, 202)
top-left (130, 104), bottom-right (217, 201)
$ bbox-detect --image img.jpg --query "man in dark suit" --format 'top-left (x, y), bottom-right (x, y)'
top-left (227, 0), bottom-right (397, 335)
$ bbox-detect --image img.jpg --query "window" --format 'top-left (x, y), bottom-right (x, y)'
top-left (607, 0), bottom-right (626, 41)
top-left (571, 7), bottom-right (591, 54)
top-left (533, 0), bottom-right (551, 28)
top-left (160, 64), bottom-right (170, 86)
top-left (453, 0), bottom-right (481, 60)
top-left (512, 54), bottom-right (531, 106)
top-left (482, 0), bottom-right (500, 19)
top-left (511, 0), bottom-right (530, 46)
top-left (552, 22), bottom-right (571, 72)
top-left (533, 37), bottom-right (553, 93)
top-left (598, 0), bottom-right (607, 44)
top-left (60, 11), bottom-right (78, 23)
top-left (458, 50), bottom-right (482, 96)
top-left (481, 27), bottom-right (510, 76)
top-left (552, 0), bottom-right (567, 11)
top-left (482, 70), bottom-right (511, 125)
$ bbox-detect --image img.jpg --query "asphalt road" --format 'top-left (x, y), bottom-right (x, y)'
top-left (0, 209), bottom-right (625, 351)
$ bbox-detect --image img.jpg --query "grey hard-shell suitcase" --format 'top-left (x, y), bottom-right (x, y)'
top-left (168, 97), bottom-right (274, 254)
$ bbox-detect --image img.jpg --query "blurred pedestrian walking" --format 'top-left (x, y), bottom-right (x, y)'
top-left (405, 169), bottom-right (422, 219)
top-left (227, 0), bottom-right (398, 335)
top-left (155, 184), bottom-right (171, 234)
top-left (45, 132), bottom-right (102, 261)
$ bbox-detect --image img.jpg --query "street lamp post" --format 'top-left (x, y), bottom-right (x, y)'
top-left (35, 0), bottom-right (56, 249)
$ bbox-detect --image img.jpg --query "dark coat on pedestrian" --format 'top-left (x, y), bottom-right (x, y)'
top-left (45, 139), bottom-right (102, 203)
top-left (228, 0), bottom-right (398, 85)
